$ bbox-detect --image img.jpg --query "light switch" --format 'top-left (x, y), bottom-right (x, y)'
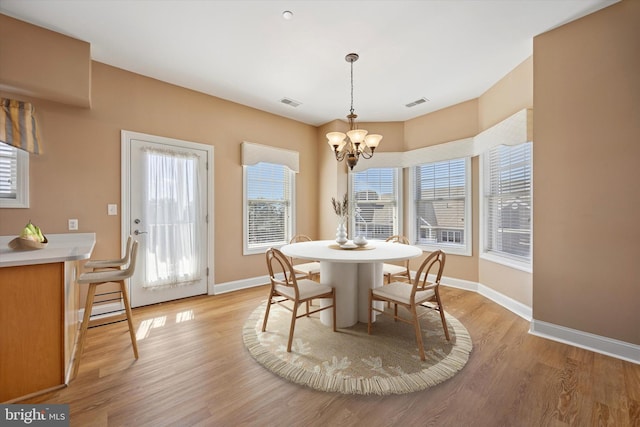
top-left (68, 219), bottom-right (78, 230)
top-left (108, 204), bottom-right (118, 215)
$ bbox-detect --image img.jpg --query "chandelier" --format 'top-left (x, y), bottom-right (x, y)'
top-left (326, 53), bottom-right (382, 170)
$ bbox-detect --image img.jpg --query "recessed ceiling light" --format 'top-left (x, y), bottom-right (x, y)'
top-left (282, 10), bottom-right (293, 20)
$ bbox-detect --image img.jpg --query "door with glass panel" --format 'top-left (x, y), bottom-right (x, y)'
top-left (125, 133), bottom-right (210, 307)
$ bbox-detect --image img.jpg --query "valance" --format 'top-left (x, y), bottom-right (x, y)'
top-left (352, 108), bottom-right (532, 172)
top-left (241, 141), bottom-right (299, 173)
top-left (0, 98), bottom-right (42, 154)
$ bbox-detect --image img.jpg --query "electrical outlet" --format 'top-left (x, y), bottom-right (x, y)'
top-left (108, 204), bottom-right (118, 215)
top-left (68, 219), bottom-right (78, 231)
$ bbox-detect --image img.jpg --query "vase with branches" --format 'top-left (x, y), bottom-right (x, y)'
top-left (331, 193), bottom-right (349, 244)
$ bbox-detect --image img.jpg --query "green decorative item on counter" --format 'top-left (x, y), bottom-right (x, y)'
top-left (9, 220), bottom-right (48, 249)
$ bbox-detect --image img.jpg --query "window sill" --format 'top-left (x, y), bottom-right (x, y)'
top-left (480, 252), bottom-right (532, 273)
top-left (416, 243), bottom-right (471, 257)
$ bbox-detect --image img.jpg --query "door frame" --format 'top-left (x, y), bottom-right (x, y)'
top-left (121, 130), bottom-right (215, 297)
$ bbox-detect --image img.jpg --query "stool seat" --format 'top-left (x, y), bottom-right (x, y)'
top-left (73, 239), bottom-right (139, 378)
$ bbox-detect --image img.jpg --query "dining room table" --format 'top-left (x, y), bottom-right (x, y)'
top-left (280, 239), bottom-right (422, 328)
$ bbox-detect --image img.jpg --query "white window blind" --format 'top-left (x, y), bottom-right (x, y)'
top-left (484, 143), bottom-right (532, 262)
top-left (245, 162), bottom-right (293, 253)
top-left (350, 168), bottom-right (400, 240)
top-left (0, 143), bottom-right (28, 207)
top-left (413, 158), bottom-right (469, 251)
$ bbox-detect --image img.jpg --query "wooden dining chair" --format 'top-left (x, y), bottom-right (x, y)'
top-left (368, 250), bottom-right (449, 361)
top-left (382, 235), bottom-right (413, 284)
top-left (263, 248), bottom-right (336, 352)
top-left (288, 234), bottom-right (321, 281)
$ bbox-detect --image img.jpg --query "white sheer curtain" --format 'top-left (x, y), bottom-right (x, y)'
top-left (142, 146), bottom-right (201, 289)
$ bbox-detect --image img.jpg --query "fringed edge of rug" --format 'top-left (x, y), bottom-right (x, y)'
top-left (242, 305), bottom-right (473, 396)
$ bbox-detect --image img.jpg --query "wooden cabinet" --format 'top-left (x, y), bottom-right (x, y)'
top-left (0, 233), bottom-right (94, 402)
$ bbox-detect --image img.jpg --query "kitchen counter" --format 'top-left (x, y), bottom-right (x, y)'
top-left (0, 232), bottom-right (96, 402)
top-left (0, 233), bottom-right (96, 267)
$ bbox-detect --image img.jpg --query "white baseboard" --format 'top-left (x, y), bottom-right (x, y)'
top-left (212, 274), bottom-right (269, 295)
top-left (476, 283), bottom-right (532, 321)
top-left (414, 271), bottom-right (637, 364)
top-left (530, 320), bottom-right (640, 364)
top-left (82, 272), bottom-right (637, 365)
top-left (78, 301), bottom-right (124, 320)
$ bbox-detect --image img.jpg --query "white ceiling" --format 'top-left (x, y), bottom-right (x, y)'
top-left (0, 0), bottom-right (617, 126)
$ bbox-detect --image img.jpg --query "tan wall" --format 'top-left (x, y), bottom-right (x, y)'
top-left (533, 0), bottom-right (640, 344)
top-left (477, 57), bottom-right (534, 306)
top-left (404, 99), bottom-right (479, 151)
top-left (0, 59), bottom-right (319, 287)
top-left (0, 14), bottom-right (91, 107)
top-left (479, 56), bottom-right (533, 130)
top-left (404, 100), bottom-right (480, 282)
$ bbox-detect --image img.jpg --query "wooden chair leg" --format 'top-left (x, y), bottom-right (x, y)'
top-left (287, 303), bottom-right (299, 352)
top-left (73, 282), bottom-right (97, 377)
top-left (261, 293), bottom-right (274, 332)
top-left (411, 305), bottom-right (426, 361)
top-left (119, 280), bottom-right (139, 359)
top-left (435, 291), bottom-right (450, 340)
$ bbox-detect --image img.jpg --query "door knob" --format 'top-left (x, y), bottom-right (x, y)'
top-left (134, 230), bottom-right (147, 235)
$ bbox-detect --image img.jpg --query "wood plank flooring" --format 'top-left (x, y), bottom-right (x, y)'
top-left (20, 286), bottom-right (640, 426)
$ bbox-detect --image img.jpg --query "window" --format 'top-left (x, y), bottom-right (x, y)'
top-left (243, 162), bottom-right (295, 254)
top-left (410, 157), bottom-right (471, 255)
top-left (349, 168), bottom-right (401, 240)
top-left (0, 144), bottom-right (29, 208)
top-left (481, 142), bottom-right (532, 270)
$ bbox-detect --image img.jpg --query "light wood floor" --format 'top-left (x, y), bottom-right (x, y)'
top-left (22, 285), bottom-right (640, 426)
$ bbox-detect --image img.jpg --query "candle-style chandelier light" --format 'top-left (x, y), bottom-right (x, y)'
top-left (326, 53), bottom-right (382, 170)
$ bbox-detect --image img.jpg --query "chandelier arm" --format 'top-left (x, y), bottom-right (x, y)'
top-left (359, 147), bottom-right (374, 159)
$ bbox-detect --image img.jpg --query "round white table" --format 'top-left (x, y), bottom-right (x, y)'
top-left (280, 240), bottom-right (422, 328)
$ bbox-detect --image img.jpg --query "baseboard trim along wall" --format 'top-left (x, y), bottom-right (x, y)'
top-left (530, 320), bottom-right (640, 365)
top-left (82, 273), bottom-right (637, 365)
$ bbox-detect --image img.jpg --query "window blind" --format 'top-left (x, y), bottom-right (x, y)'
top-left (413, 158), bottom-right (468, 248)
top-left (350, 168), bottom-right (399, 240)
top-left (0, 143), bottom-right (17, 199)
top-left (485, 143), bottom-right (532, 261)
top-left (246, 162), bottom-right (292, 249)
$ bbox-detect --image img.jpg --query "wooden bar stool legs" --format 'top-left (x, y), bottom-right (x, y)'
top-left (73, 240), bottom-right (139, 378)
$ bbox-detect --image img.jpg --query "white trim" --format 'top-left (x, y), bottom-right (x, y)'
top-left (0, 145), bottom-right (29, 208)
top-left (100, 265), bottom-right (638, 365)
top-left (78, 301), bottom-right (124, 320)
top-left (213, 275), bottom-right (270, 295)
top-left (243, 163), bottom-right (296, 256)
top-left (121, 130), bottom-right (215, 300)
top-left (477, 283), bottom-right (532, 321)
top-left (530, 320), bottom-right (640, 365)
top-left (407, 157), bottom-right (472, 256)
top-left (479, 252), bottom-right (532, 273)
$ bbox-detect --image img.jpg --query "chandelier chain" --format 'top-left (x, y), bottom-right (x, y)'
top-left (350, 59), bottom-right (355, 117)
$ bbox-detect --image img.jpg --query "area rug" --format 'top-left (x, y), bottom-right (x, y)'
top-left (242, 302), bottom-right (472, 395)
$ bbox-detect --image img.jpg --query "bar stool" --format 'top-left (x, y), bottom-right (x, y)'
top-left (84, 235), bottom-right (134, 271)
top-left (73, 240), bottom-right (139, 377)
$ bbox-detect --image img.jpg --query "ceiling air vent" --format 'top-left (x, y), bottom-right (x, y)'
top-left (405, 97), bottom-right (429, 108)
top-left (280, 97), bottom-right (301, 108)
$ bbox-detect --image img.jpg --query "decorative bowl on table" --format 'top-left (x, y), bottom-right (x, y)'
top-left (8, 221), bottom-right (48, 250)
top-left (353, 235), bottom-right (368, 247)
top-left (8, 236), bottom-right (48, 250)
